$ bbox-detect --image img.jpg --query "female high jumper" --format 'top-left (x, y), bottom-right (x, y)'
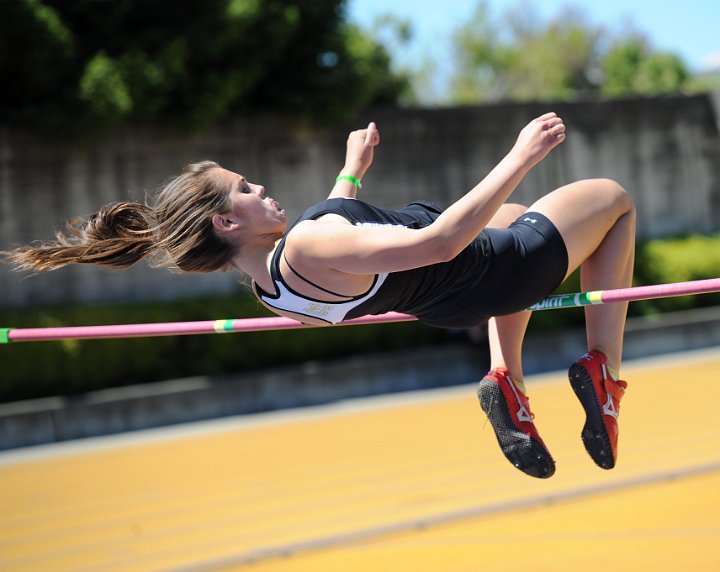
top-left (3, 113), bottom-right (636, 479)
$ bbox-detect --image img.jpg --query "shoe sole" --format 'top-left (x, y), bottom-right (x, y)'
top-left (477, 378), bottom-right (555, 479)
top-left (568, 362), bottom-right (616, 469)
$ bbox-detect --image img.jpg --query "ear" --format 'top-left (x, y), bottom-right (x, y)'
top-left (212, 214), bottom-right (241, 234)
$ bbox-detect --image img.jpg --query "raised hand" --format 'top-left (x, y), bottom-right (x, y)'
top-left (511, 112), bottom-right (566, 167)
top-left (343, 122), bottom-right (381, 180)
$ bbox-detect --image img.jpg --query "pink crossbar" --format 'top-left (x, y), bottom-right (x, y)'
top-left (5, 312), bottom-right (416, 342)
top-left (600, 277), bottom-right (720, 303)
top-left (4, 278), bottom-right (720, 343)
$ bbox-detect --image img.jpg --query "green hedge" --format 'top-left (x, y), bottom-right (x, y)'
top-left (633, 234), bottom-right (720, 313)
top-left (529, 232), bottom-right (720, 333)
top-left (2, 232), bottom-right (720, 403)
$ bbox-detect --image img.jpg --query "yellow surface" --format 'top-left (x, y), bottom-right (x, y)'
top-left (1, 350), bottom-right (719, 571)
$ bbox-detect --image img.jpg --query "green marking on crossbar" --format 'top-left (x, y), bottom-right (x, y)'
top-left (213, 319), bottom-right (235, 333)
top-left (527, 290), bottom-right (604, 311)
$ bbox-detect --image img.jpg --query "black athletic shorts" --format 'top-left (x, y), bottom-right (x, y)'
top-left (417, 212), bottom-right (569, 328)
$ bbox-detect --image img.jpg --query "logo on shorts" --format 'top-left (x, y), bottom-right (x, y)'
top-left (523, 217), bottom-right (537, 224)
top-left (302, 302), bottom-right (333, 317)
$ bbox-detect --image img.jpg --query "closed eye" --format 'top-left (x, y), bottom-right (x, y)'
top-left (236, 175), bottom-right (252, 194)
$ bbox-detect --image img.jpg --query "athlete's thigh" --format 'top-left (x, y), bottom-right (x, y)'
top-left (527, 178), bottom-right (632, 278)
top-left (487, 202), bottom-right (527, 229)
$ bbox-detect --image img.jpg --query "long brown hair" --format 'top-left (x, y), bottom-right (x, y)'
top-left (1, 161), bottom-right (237, 273)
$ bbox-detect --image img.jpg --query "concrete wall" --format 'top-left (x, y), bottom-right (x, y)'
top-left (2, 94), bottom-right (720, 308)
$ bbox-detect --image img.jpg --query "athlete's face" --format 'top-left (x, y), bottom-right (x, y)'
top-left (213, 168), bottom-right (287, 235)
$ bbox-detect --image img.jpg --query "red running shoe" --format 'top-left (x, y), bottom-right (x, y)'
top-left (569, 350), bottom-right (628, 469)
top-left (477, 368), bottom-right (555, 478)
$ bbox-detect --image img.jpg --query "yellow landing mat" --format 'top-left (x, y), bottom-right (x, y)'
top-left (1, 349), bottom-right (719, 572)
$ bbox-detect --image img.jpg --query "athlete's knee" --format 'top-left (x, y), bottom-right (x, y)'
top-left (595, 178), bottom-right (635, 216)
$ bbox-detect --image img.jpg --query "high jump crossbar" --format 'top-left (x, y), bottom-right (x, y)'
top-left (2, 278), bottom-right (719, 344)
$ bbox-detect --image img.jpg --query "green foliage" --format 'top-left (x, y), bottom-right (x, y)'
top-left (602, 41), bottom-right (688, 97)
top-left (448, 1), bottom-right (691, 104)
top-left (687, 70), bottom-right (720, 92)
top-left (530, 232), bottom-right (720, 333)
top-left (0, 0), bottom-right (77, 129)
top-left (452, 4), bottom-right (601, 103)
top-left (79, 52), bottom-right (133, 118)
top-left (632, 233), bottom-right (720, 313)
top-left (0, 0), bottom-right (409, 134)
top-left (450, 3), bottom-right (601, 103)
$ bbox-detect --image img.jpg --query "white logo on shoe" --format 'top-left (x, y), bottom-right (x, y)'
top-left (603, 395), bottom-right (618, 418)
top-left (601, 363), bottom-right (619, 418)
top-left (516, 404), bottom-right (533, 423)
top-left (506, 376), bottom-right (534, 423)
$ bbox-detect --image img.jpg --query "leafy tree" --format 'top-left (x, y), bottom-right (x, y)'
top-left (602, 40), bottom-right (688, 97)
top-left (450, 3), bottom-right (602, 103)
top-left (358, 13), bottom-right (419, 104)
top-left (447, 1), bottom-right (690, 104)
top-left (0, 0), bottom-right (409, 133)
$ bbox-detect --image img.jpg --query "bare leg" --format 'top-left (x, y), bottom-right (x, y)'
top-left (486, 203), bottom-right (532, 387)
top-left (529, 179), bottom-right (636, 374)
top-left (488, 312), bottom-right (531, 381)
top-left (478, 203), bottom-right (557, 479)
top-left (480, 182), bottom-right (634, 477)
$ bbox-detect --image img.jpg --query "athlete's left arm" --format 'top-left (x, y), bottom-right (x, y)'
top-left (327, 122), bottom-right (380, 199)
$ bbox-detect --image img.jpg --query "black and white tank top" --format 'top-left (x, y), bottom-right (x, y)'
top-left (253, 198), bottom-right (492, 324)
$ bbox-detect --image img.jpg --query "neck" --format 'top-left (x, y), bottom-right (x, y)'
top-left (229, 234), bottom-right (282, 290)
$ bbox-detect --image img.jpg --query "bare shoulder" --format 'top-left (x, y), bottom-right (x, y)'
top-left (288, 218), bottom-right (356, 249)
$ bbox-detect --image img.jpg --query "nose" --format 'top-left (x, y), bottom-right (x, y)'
top-left (252, 183), bottom-right (265, 197)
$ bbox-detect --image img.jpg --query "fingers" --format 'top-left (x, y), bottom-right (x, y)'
top-left (536, 111), bottom-right (558, 121)
top-left (536, 112), bottom-right (565, 140)
top-left (547, 120), bottom-right (565, 136)
top-left (364, 121), bottom-right (380, 146)
top-left (534, 112), bottom-right (563, 128)
top-left (349, 122), bottom-right (380, 147)
top-left (538, 114), bottom-right (563, 129)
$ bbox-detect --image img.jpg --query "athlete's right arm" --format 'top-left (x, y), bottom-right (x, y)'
top-left (287, 113), bottom-right (566, 276)
top-left (427, 112), bottom-right (565, 259)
